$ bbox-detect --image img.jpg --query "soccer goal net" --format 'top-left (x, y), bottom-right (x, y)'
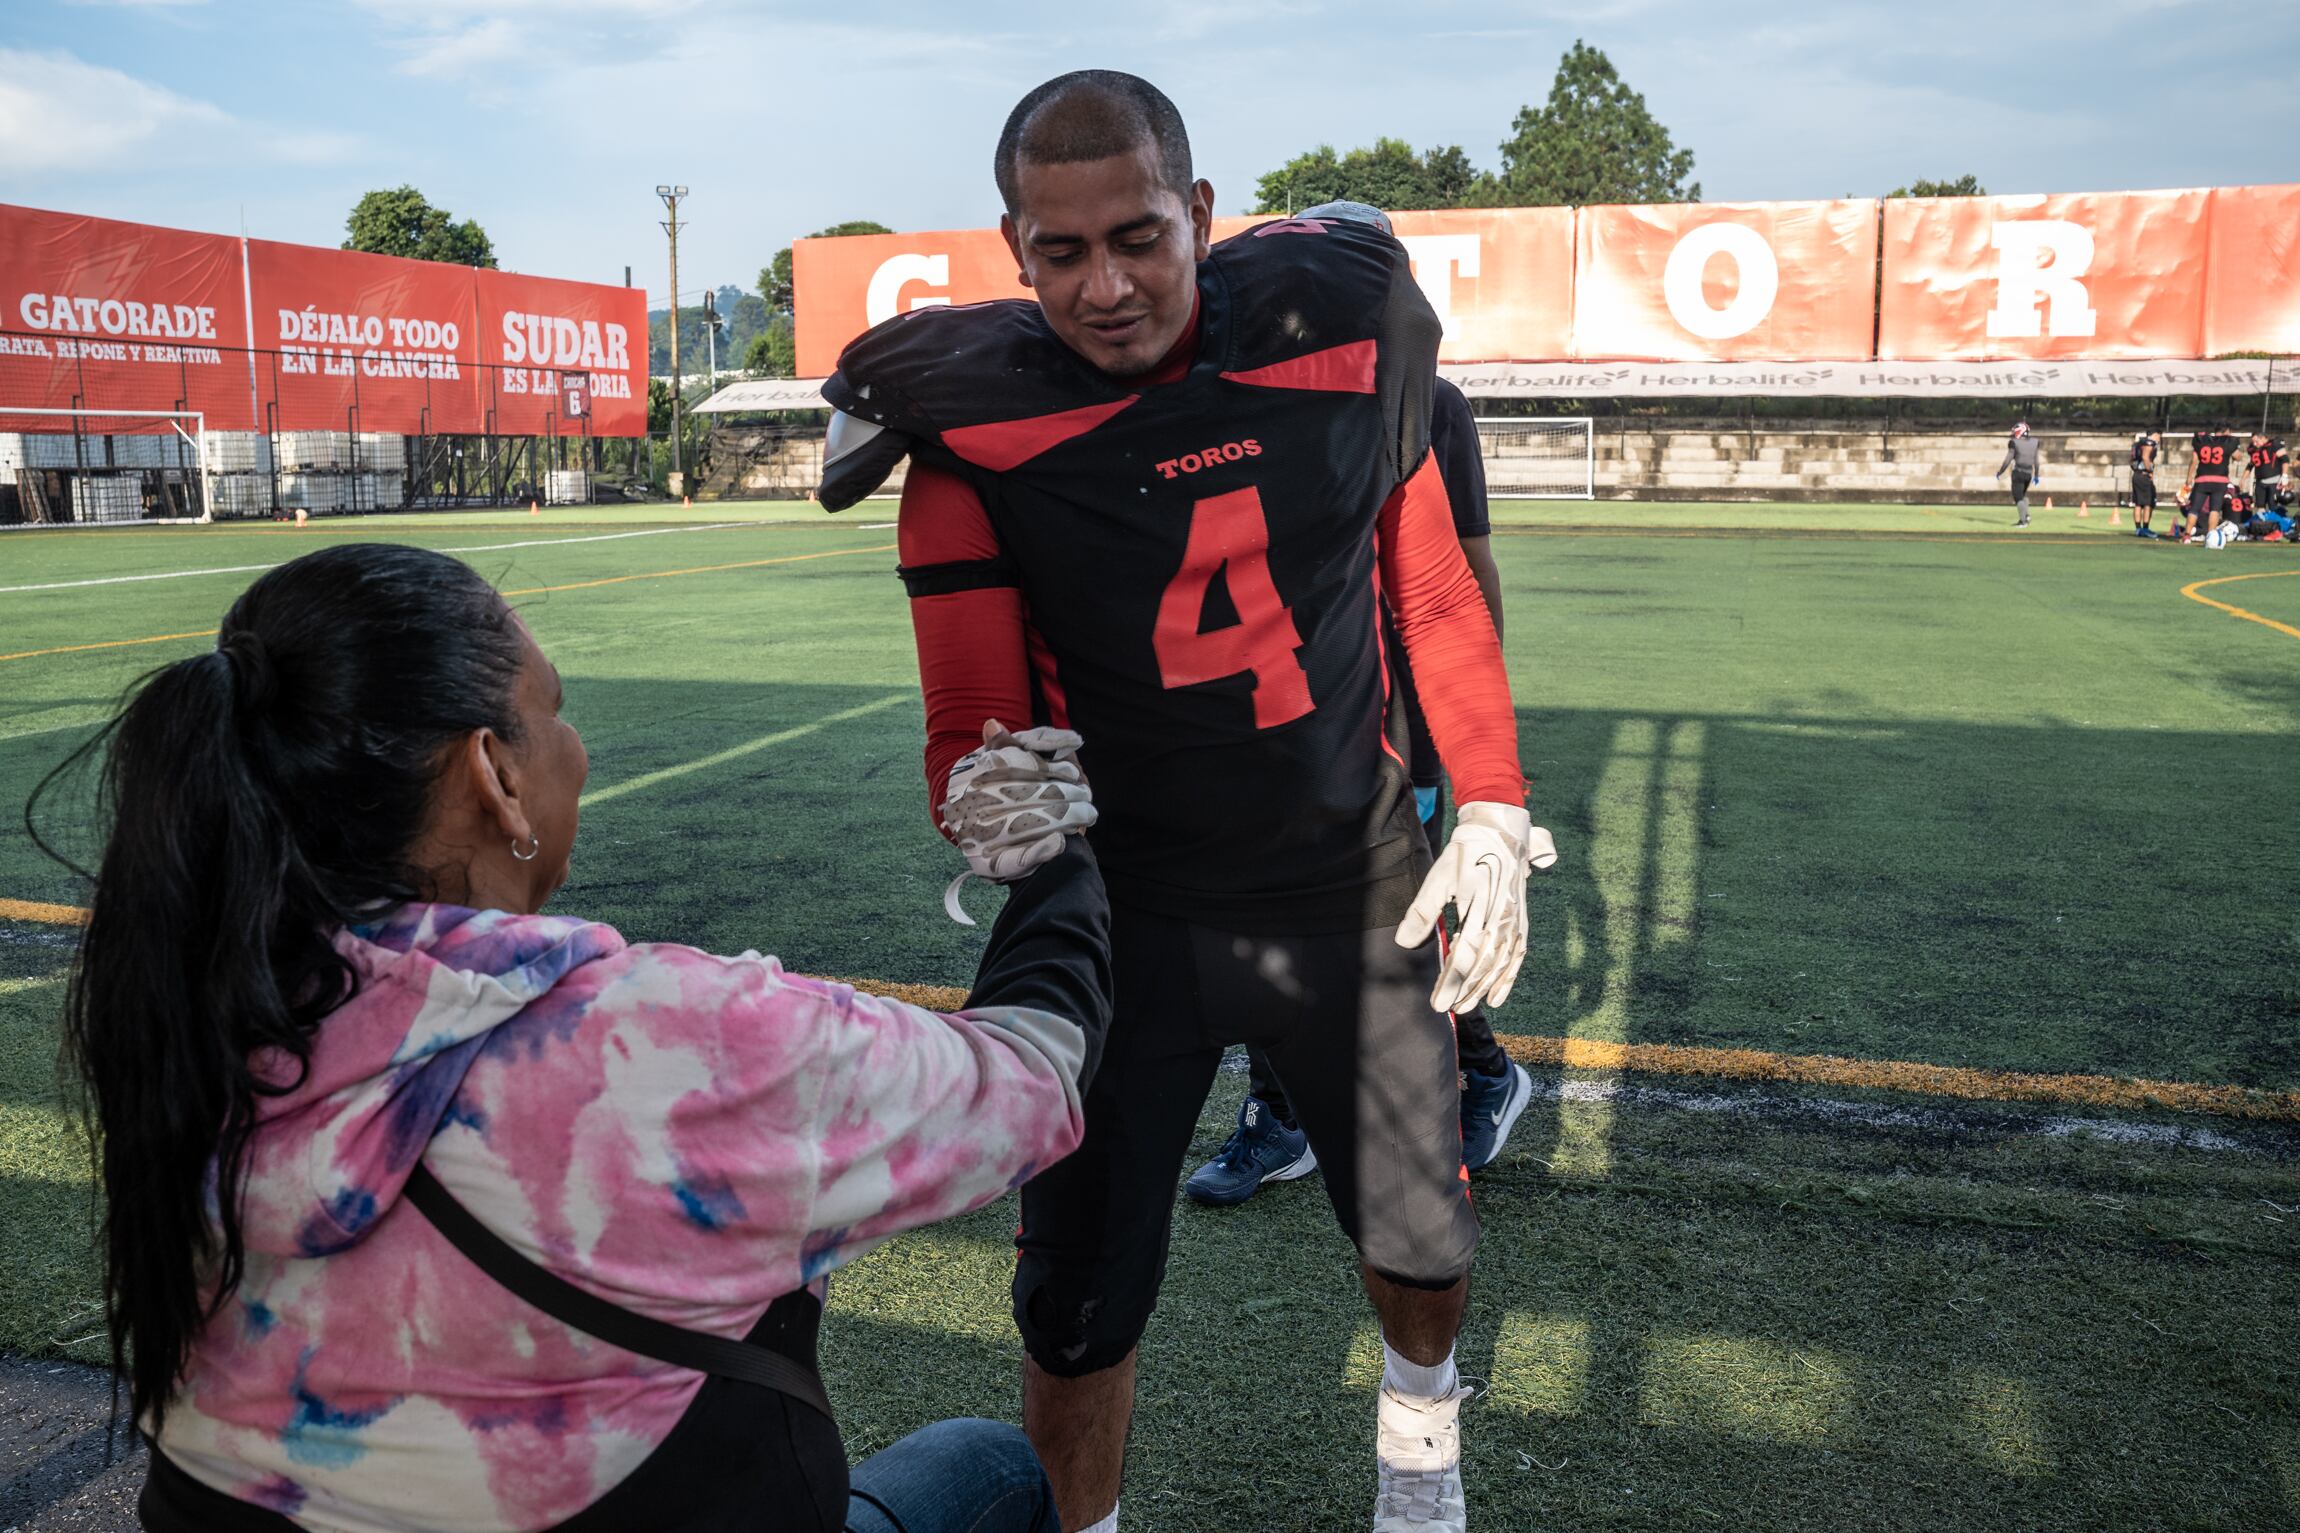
top-left (1474, 416), bottom-right (1594, 500)
top-left (0, 409), bottom-right (217, 525)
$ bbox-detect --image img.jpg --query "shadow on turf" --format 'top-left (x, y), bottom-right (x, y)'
top-left (4, 678), bottom-right (2298, 1527)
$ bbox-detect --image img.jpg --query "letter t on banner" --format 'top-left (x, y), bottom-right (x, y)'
top-left (1398, 234), bottom-right (1481, 333)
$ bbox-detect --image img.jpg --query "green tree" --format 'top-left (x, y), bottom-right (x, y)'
top-left (761, 220), bottom-right (893, 310)
top-left (1887, 175), bottom-right (1986, 198)
top-left (342, 186), bottom-right (497, 267)
top-left (1250, 138), bottom-right (1492, 215)
top-left (742, 316), bottom-right (796, 378)
top-left (1490, 41), bottom-right (1699, 206)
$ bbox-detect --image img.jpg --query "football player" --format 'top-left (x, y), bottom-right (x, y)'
top-left (2189, 420), bottom-right (2241, 541)
top-left (819, 74), bottom-right (1545, 1533)
top-left (2129, 431), bottom-right (2160, 539)
top-left (2249, 430), bottom-right (2287, 510)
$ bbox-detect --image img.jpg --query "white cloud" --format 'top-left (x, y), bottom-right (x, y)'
top-left (0, 48), bottom-right (361, 174)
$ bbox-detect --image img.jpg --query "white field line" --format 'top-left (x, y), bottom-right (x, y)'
top-left (0, 523), bottom-right (747, 595)
top-left (1536, 1073), bottom-right (2256, 1154)
top-left (579, 693), bottom-right (911, 808)
top-left (1217, 1052), bottom-right (2279, 1153)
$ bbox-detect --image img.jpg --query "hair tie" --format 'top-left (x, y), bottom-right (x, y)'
top-left (218, 630), bottom-right (277, 714)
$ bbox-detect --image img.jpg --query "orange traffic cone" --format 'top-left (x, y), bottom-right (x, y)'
top-left (2078, 499), bottom-right (2089, 518)
top-left (2045, 496), bottom-right (2055, 510)
top-left (529, 500), bottom-right (539, 515)
top-left (294, 508), bottom-right (308, 527)
top-left (2109, 506), bottom-right (2121, 526)
top-left (682, 494), bottom-right (692, 509)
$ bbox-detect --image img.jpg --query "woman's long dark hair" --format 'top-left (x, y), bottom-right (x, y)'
top-left (30, 543), bottom-right (526, 1432)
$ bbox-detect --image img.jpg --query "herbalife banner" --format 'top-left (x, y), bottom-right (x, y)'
top-left (696, 358), bottom-right (2280, 416)
top-left (1435, 359), bottom-right (2281, 398)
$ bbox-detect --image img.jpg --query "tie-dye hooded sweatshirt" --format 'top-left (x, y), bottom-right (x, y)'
top-left (153, 843), bottom-right (1110, 1532)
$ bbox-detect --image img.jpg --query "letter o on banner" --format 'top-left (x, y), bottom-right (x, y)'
top-left (864, 253), bottom-right (953, 327)
top-left (1661, 223), bottom-right (1780, 341)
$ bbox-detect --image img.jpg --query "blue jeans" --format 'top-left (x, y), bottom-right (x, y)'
top-left (846, 1418), bottom-right (1059, 1533)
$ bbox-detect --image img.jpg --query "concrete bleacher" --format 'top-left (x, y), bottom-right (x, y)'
top-left (1549, 428), bottom-right (2168, 504)
top-left (704, 422), bottom-right (2219, 506)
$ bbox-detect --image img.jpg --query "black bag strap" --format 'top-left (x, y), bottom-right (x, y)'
top-left (405, 1163), bottom-right (836, 1423)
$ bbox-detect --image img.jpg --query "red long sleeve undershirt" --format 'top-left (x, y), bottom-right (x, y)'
top-left (1375, 451), bottom-right (1526, 809)
top-left (899, 466), bottom-right (1033, 839)
top-left (897, 450), bottom-right (1526, 841)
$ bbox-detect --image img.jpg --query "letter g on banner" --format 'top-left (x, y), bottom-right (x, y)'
top-left (1987, 220), bottom-right (2097, 339)
top-left (1662, 224), bottom-right (1780, 341)
top-left (865, 253), bottom-right (952, 327)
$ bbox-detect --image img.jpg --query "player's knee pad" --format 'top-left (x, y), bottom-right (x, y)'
top-left (1012, 1248), bottom-right (1156, 1379)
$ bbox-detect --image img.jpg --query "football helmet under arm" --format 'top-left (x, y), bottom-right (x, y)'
top-left (819, 407), bottom-right (915, 511)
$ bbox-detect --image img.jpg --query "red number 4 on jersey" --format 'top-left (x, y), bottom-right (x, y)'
top-left (1152, 487), bottom-right (1314, 729)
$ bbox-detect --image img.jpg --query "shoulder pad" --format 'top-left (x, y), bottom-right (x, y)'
top-left (822, 300), bottom-right (1126, 446)
top-left (1209, 216), bottom-right (1440, 482)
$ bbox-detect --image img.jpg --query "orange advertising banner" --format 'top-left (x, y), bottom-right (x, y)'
top-left (0, 202), bottom-right (254, 430)
top-left (2203, 183), bottom-right (2300, 357)
top-left (793, 209), bottom-right (1574, 374)
top-left (247, 238), bottom-right (483, 433)
top-left (1878, 188), bottom-right (2210, 360)
top-left (474, 267), bottom-right (649, 437)
top-left (1573, 200), bottom-right (1877, 360)
top-left (1390, 207), bottom-right (1574, 363)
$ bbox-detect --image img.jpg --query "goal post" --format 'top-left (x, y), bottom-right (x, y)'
top-left (1474, 415), bottom-right (1595, 500)
top-left (0, 407), bottom-right (215, 525)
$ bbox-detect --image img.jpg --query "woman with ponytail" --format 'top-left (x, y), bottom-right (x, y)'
top-left (48, 544), bottom-right (1108, 1533)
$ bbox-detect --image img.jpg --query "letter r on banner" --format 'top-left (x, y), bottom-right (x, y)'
top-left (865, 253), bottom-right (952, 326)
top-left (1662, 224), bottom-right (1780, 341)
top-left (1986, 220), bottom-right (2097, 338)
top-left (1398, 234), bottom-right (1480, 332)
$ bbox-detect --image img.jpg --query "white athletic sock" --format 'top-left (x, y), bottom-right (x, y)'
top-left (1075, 1502), bottom-right (1118, 1533)
top-left (1382, 1341), bottom-right (1459, 1401)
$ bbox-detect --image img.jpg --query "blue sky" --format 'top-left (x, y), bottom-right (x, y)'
top-left (3, 0), bottom-right (2293, 309)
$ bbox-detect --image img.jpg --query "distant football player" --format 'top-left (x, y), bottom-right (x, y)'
top-left (2249, 430), bottom-right (2287, 509)
top-left (819, 73), bottom-right (1546, 1533)
top-left (2129, 431), bottom-right (2160, 539)
top-left (1995, 422), bottom-right (2041, 527)
top-left (2188, 420), bottom-right (2241, 541)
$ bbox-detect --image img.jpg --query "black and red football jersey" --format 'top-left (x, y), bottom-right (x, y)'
top-left (2251, 439), bottom-right (2286, 481)
top-left (2190, 430), bottom-right (2238, 483)
top-left (825, 218), bottom-right (1518, 930)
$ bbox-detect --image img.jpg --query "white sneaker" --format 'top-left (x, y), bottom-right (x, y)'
top-left (1373, 1381), bottom-right (1471, 1531)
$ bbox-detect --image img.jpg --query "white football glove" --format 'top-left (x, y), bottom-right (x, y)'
top-left (938, 719), bottom-right (1097, 924)
top-left (1396, 802), bottom-right (1557, 1014)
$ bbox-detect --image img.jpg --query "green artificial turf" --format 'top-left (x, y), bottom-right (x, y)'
top-left (3, 504), bottom-right (2297, 1529)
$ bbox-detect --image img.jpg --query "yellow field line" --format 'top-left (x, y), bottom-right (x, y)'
top-left (0, 629), bottom-right (220, 664)
top-left (501, 543), bottom-right (893, 598)
top-left (0, 544), bottom-right (898, 666)
top-left (2179, 568), bottom-right (2300, 640)
top-left (0, 898), bottom-right (89, 926)
top-left (1493, 1034), bottom-right (2300, 1123)
top-left (0, 919), bottom-right (2289, 1121)
top-left (826, 978), bottom-right (2297, 1123)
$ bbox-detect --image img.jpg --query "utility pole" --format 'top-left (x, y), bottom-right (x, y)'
top-left (654, 185), bottom-right (688, 490)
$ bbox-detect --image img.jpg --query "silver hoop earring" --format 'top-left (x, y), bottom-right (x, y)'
top-left (511, 834), bottom-right (540, 862)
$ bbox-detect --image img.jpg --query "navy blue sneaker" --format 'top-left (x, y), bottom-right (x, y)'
top-left (1185, 1097), bottom-right (1317, 1207)
top-left (1460, 1061), bottom-right (1534, 1172)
